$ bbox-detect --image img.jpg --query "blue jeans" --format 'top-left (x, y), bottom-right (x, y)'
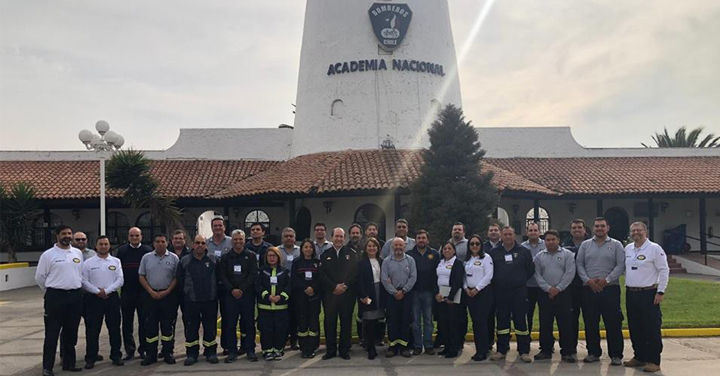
top-left (412, 290), bottom-right (435, 350)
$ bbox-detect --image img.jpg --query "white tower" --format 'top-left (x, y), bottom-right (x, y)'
top-left (291, 0), bottom-right (463, 157)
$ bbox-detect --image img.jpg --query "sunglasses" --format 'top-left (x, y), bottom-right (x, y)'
top-left (74, 238), bottom-right (87, 241)
top-left (469, 242), bottom-right (481, 246)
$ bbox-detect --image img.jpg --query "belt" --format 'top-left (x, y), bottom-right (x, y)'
top-left (46, 287), bottom-right (81, 293)
top-left (626, 284), bottom-right (658, 292)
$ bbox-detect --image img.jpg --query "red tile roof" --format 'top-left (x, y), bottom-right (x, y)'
top-left (2, 152), bottom-right (719, 200)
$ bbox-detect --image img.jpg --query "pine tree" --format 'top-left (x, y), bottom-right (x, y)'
top-left (408, 105), bottom-right (498, 248)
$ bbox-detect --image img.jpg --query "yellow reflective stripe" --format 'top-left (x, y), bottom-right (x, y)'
top-left (261, 290), bottom-right (269, 299)
top-left (515, 330), bottom-right (530, 335)
top-left (308, 331), bottom-right (318, 337)
top-left (146, 336), bottom-right (159, 343)
top-left (160, 335), bottom-right (174, 341)
top-left (203, 340), bottom-right (217, 347)
top-left (258, 303), bottom-right (288, 310)
top-left (388, 339), bottom-right (408, 346)
top-left (297, 331), bottom-right (309, 337)
top-left (496, 329), bottom-right (510, 335)
top-left (185, 340), bottom-right (199, 347)
top-left (271, 268), bottom-right (277, 299)
top-left (280, 292), bottom-right (289, 300)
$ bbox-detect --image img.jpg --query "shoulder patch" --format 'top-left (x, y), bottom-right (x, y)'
top-left (73, 258), bottom-right (81, 263)
top-left (109, 265), bottom-right (116, 270)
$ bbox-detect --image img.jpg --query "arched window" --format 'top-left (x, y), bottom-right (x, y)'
top-left (525, 207), bottom-right (550, 234)
top-left (33, 213), bottom-right (62, 247)
top-left (331, 99), bottom-right (345, 117)
top-left (295, 207), bottom-right (312, 241)
top-left (244, 209), bottom-right (270, 234)
top-left (354, 204), bottom-right (387, 240)
top-left (496, 207), bottom-right (510, 227)
top-left (107, 212), bottom-right (130, 247)
top-left (197, 210), bottom-right (223, 239)
top-left (136, 212), bottom-right (162, 245)
top-left (605, 207), bottom-right (630, 242)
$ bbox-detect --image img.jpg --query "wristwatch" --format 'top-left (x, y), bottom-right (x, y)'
top-left (657, 292), bottom-right (664, 295)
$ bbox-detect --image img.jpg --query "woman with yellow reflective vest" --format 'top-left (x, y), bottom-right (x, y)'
top-left (291, 239), bottom-right (322, 359)
top-left (255, 247), bottom-right (291, 360)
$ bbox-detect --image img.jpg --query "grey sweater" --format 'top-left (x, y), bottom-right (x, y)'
top-left (533, 247), bottom-right (576, 292)
top-left (576, 236), bottom-right (626, 285)
top-left (381, 253), bottom-right (417, 294)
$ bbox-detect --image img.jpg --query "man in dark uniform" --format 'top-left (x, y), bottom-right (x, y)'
top-left (563, 219), bottom-right (589, 355)
top-left (482, 223), bottom-right (502, 355)
top-left (115, 227), bottom-right (152, 361)
top-left (245, 222), bottom-right (273, 265)
top-left (319, 228), bottom-right (358, 360)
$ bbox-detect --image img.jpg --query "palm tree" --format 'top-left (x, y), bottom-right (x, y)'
top-left (105, 150), bottom-right (182, 233)
top-left (0, 183), bottom-right (40, 262)
top-left (642, 126), bottom-right (720, 148)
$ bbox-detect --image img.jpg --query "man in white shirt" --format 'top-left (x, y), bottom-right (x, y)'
top-left (622, 222), bottom-right (669, 373)
top-left (81, 236), bottom-right (124, 369)
top-left (35, 224), bottom-right (84, 376)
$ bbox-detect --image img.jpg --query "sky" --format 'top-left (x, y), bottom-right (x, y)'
top-left (1, 0), bottom-right (719, 151)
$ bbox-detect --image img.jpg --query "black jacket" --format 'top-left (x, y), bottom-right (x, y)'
top-left (245, 240), bottom-right (273, 266)
top-left (291, 257), bottom-right (322, 302)
top-left (218, 248), bottom-right (258, 296)
top-left (356, 257), bottom-right (385, 313)
top-left (255, 265), bottom-right (290, 310)
top-left (319, 246), bottom-right (358, 295)
top-left (406, 246), bottom-right (440, 292)
top-left (115, 243), bottom-right (152, 294)
top-left (435, 258), bottom-right (465, 302)
top-left (176, 253), bottom-right (218, 302)
top-left (489, 242), bottom-right (535, 290)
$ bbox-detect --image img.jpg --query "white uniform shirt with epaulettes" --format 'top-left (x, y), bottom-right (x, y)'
top-left (624, 239), bottom-right (669, 293)
top-left (464, 254), bottom-right (494, 290)
top-left (35, 245), bottom-right (84, 291)
top-left (81, 254), bottom-right (124, 294)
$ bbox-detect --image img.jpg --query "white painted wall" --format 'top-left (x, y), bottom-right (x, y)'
top-left (291, 0), bottom-right (462, 157)
top-left (0, 267), bottom-right (38, 291)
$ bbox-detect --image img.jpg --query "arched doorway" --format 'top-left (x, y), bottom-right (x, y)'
top-left (604, 207), bottom-right (630, 242)
top-left (295, 207), bottom-right (312, 241)
top-left (354, 204), bottom-right (387, 240)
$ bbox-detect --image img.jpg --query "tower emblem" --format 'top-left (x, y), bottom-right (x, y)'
top-left (368, 3), bottom-right (413, 51)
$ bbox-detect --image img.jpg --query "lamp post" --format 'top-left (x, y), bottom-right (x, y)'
top-left (78, 120), bottom-right (124, 235)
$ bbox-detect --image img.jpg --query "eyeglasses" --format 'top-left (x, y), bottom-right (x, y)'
top-left (469, 242), bottom-right (481, 246)
top-left (194, 241), bottom-right (206, 245)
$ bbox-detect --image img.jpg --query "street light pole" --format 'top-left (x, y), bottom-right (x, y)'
top-left (79, 120), bottom-right (124, 236)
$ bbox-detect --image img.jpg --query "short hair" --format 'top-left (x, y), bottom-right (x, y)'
top-left (231, 229), bottom-right (246, 237)
top-left (630, 222), bottom-right (648, 231)
top-left (396, 218), bottom-right (408, 226)
top-left (544, 229), bottom-right (560, 239)
top-left (172, 229), bottom-right (186, 238)
top-left (313, 222), bottom-right (326, 231)
top-left (249, 222), bottom-right (265, 231)
top-left (211, 217), bottom-right (225, 226)
top-left (365, 222), bottom-right (379, 231)
top-left (96, 235), bottom-right (110, 244)
top-left (282, 227), bottom-right (296, 235)
top-left (488, 222), bottom-right (501, 230)
top-left (501, 225), bottom-right (515, 233)
top-left (415, 229), bottom-right (429, 238)
top-left (570, 219), bottom-right (586, 226)
top-left (55, 224), bottom-right (73, 235)
top-left (593, 217), bottom-right (608, 225)
top-left (453, 222), bottom-right (465, 231)
top-left (348, 223), bottom-right (363, 233)
top-left (264, 247), bottom-right (282, 266)
top-left (154, 234), bottom-right (167, 241)
top-left (527, 221), bottom-right (540, 230)
top-left (332, 227), bottom-right (345, 237)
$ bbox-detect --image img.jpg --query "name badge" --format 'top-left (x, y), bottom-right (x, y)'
top-left (214, 250), bottom-right (222, 258)
top-left (305, 271), bottom-right (313, 280)
top-left (504, 254), bottom-right (513, 262)
top-left (286, 255), bottom-right (294, 262)
top-left (256, 254), bottom-right (260, 261)
top-left (270, 276), bottom-right (278, 284)
top-left (234, 265), bottom-right (242, 273)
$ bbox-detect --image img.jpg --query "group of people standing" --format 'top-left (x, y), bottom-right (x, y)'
top-left (34, 215), bottom-right (670, 376)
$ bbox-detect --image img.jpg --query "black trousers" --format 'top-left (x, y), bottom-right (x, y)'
top-left (295, 294), bottom-right (321, 354)
top-left (487, 285), bottom-right (496, 349)
top-left (258, 309), bottom-right (289, 354)
top-left (288, 297), bottom-right (298, 343)
top-left (184, 300), bottom-right (218, 357)
top-left (217, 284), bottom-right (228, 350)
top-left (458, 297), bottom-right (469, 347)
top-left (142, 292), bottom-right (177, 359)
top-left (362, 319), bottom-right (380, 356)
top-left (85, 293), bottom-right (122, 362)
top-left (120, 289), bottom-right (146, 356)
top-left (437, 302), bottom-right (462, 353)
top-left (569, 283), bottom-right (583, 350)
top-left (538, 289), bottom-right (575, 355)
top-left (627, 289), bottom-right (663, 365)
top-left (43, 288), bottom-right (82, 370)
top-left (467, 287), bottom-right (493, 356)
top-left (386, 293), bottom-right (412, 351)
top-left (526, 286), bottom-right (543, 346)
top-left (222, 292), bottom-right (256, 355)
top-left (322, 292), bottom-right (355, 354)
top-left (582, 285), bottom-right (624, 358)
top-left (495, 286), bottom-right (530, 355)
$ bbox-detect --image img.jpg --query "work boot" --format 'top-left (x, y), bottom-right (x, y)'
top-left (490, 352), bottom-right (506, 361)
top-left (643, 363), bottom-right (661, 373)
top-left (624, 358), bottom-right (647, 367)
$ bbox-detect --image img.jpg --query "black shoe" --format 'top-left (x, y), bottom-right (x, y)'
top-left (263, 352), bottom-right (274, 361)
top-left (61, 366), bottom-right (82, 372)
top-left (42, 370), bottom-right (54, 376)
top-left (471, 354), bottom-right (487, 361)
top-left (534, 352), bottom-right (552, 361)
top-left (111, 359), bottom-right (124, 366)
top-left (184, 357), bottom-right (197, 366)
top-left (322, 352), bottom-right (336, 360)
top-left (140, 358), bottom-right (156, 366)
top-left (438, 349), bottom-right (448, 356)
top-left (412, 348), bottom-right (422, 356)
top-left (340, 352), bottom-right (350, 360)
top-left (164, 354), bottom-right (176, 364)
top-left (225, 354), bottom-right (237, 363)
top-left (122, 353), bottom-right (133, 361)
top-left (207, 355), bottom-right (219, 364)
top-left (308, 351), bottom-right (316, 358)
top-left (247, 352), bottom-right (258, 362)
top-left (290, 339), bottom-right (300, 351)
top-left (96, 355), bottom-right (104, 362)
top-left (84, 362), bottom-right (94, 370)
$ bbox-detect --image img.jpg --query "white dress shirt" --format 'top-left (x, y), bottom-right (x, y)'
top-left (624, 239), bottom-right (670, 293)
top-left (436, 256), bottom-right (457, 287)
top-left (370, 258), bottom-right (381, 283)
top-left (81, 254), bottom-right (125, 294)
top-left (35, 245), bottom-right (84, 291)
top-left (464, 255), bottom-right (494, 290)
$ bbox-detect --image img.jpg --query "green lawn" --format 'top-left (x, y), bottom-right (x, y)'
top-left (219, 276), bottom-right (720, 334)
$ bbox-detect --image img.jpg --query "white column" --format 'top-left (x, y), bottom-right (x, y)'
top-left (99, 155), bottom-right (106, 235)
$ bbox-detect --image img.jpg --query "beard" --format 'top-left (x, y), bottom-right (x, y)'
top-left (59, 237), bottom-right (72, 246)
